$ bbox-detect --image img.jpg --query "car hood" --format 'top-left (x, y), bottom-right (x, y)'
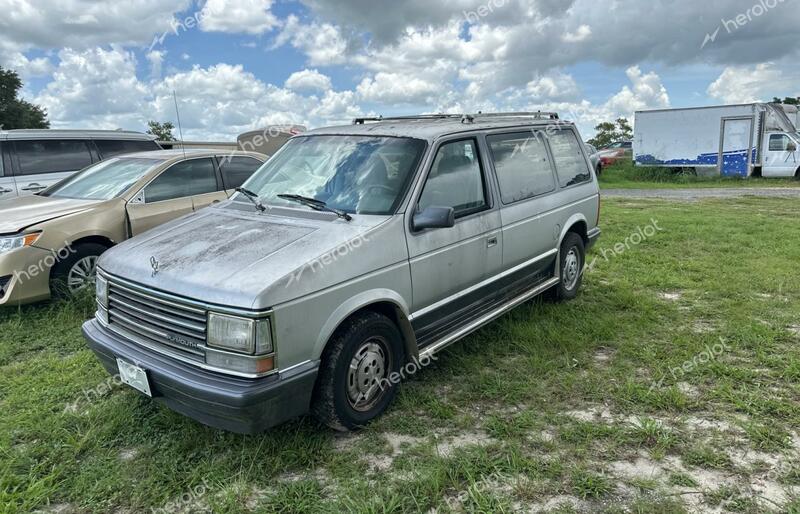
top-left (99, 204), bottom-right (394, 309)
top-left (0, 195), bottom-right (101, 234)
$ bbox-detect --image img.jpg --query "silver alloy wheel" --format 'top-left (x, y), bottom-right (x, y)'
top-left (562, 246), bottom-right (581, 290)
top-left (347, 337), bottom-right (391, 412)
top-left (67, 255), bottom-right (98, 293)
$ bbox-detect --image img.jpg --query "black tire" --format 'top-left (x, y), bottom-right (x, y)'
top-left (548, 232), bottom-right (585, 302)
top-left (596, 164), bottom-right (602, 176)
top-left (50, 243), bottom-right (107, 299)
top-left (311, 311), bottom-right (406, 431)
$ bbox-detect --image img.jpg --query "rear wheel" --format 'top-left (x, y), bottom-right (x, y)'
top-left (548, 232), bottom-right (585, 302)
top-left (50, 243), bottom-right (107, 298)
top-left (311, 311), bottom-right (405, 431)
top-left (596, 164), bottom-right (603, 176)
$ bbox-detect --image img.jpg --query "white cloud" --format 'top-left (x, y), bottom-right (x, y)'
top-left (274, 15), bottom-right (350, 66)
top-left (0, 0), bottom-right (190, 51)
top-left (525, 71), bottom-right (580, 101)
top-left (146, 50), bottom-right (165, 79)
top-left (605, 66), bottom-right (670, 114)
top-left (706, 63), bottom-right (795, 104)
top-left (285, 69), bottom-right (332, 93)
top-left (562, 24), bottom-right (591, 43)
top-left (356, 72), bottom-right (443, 104)
top-left (34, 47), bottom-right (149, 129)
top-left (4, 52), bottom-right (54, 78)
top-left (198, 0), bottom-right (278, 35)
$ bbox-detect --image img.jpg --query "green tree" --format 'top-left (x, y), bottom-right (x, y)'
top-left (772, 97), bottom-right (800, 105)
top-left (588, 118), bottom-right (632, 148)
top-left (0, 66), bottom-right (49, 130)
top-left (146, 120), bottom-right (176, 141)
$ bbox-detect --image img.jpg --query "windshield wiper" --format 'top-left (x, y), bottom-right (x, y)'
top-left (277, 194), bottom-right (353, 221)
top-left (235, 187), bottom-right (266, 212)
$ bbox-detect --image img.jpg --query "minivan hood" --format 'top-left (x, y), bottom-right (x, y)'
top-left (0, 195), bottom-right (101, 233)
top-left (99, 205), bottom-right (393, 309)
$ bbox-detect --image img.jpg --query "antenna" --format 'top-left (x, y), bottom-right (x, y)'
top-left (173, 90), bottom-right (187, 159)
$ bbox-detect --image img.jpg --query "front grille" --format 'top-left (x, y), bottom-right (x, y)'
top-left (0, 275), bottom-right (10, 299)
top-left (106, 277), bottom-right (207, 361)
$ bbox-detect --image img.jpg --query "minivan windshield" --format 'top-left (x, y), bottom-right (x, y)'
top-left (43, 157), bottom-right (164, 200)
top-left (242, 135), bottom-right (427, 215)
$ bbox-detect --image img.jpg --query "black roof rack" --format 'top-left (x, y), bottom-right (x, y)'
top-left (352, 111), bottom-right (560, 125)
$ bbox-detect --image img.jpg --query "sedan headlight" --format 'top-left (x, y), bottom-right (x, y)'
top-left (207, 313), bottom-right (273, 355)
top-left (0, 232), bottom-right (41, 255)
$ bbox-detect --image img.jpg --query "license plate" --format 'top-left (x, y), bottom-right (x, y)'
top-left (116, 358), bottom-right (152, 397)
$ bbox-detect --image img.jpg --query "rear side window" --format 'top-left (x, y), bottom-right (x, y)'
top-left (14, 140), bottom-right (93, 176)
top-left (548, 131), bottom-right (592, 188)
top-left (144, 158), bottom-right (218, 203)
top-left (218, 156), bottom-right (263, 189)
top-left (487, 132), bottom-right (556, 203)
top-left (95, 139), bottom-right (160, 159)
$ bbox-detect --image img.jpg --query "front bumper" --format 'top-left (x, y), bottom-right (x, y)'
top-left (83, 319), bottom-right (319, 434)
top-left (0, 245), bottom-right (55, 306)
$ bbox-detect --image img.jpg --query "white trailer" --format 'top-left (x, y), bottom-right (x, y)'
top-left (634, 103), bottom-right (800, 178)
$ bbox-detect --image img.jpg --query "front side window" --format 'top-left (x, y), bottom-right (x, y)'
top-left (418, 139), bottom-right (487, 216)
top-left (488, 132), bottom-right (556, 203)
top-left (144, 158), bottom-right (218, 203)
top-left (549, 131), bottom-right (592, 188)
top-left (15, 140), bottom-right (93, 176)
top-left (244, 135), bottom-right (427, 215)
top-left (219, 156), bottom-right (263, 189)
top-left (43, 158), bottom-right (164, 200)
top-left (769, 134), bottom-right (791, 151)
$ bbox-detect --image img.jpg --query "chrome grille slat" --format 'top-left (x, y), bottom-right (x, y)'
top-left (110, 295), bottom-right (206, 336)
top-left (106, 277), bottom-right (208, 360)
top-left (111, 287), bottom-right (206, 323)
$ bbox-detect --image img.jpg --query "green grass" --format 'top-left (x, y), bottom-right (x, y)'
top-left (2, 197), bottom-right (800, 512)
top-left (599, 159), bottom-right (799, 189)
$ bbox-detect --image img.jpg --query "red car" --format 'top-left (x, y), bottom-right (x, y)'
top-left (598, 141), bottom-right (632, 167)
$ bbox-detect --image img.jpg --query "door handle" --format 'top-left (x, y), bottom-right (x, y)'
top-left (0, 187), bottom-right (12, 194)
top-left (212, 200), bottom-right (221, 204)
top-left (487, 236), bottom-right (498, 248)
top-left (21, 183), bottom-right (45, 192)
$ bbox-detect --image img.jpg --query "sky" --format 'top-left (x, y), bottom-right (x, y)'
top-left (1, 0), bottom-right (798, 141)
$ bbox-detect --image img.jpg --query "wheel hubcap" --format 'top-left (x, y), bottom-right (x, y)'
top-left (67, 256), bottom-right (98, 293)
top-left (347, 338), bottom-right (391, 412)
top-left (562, 247), bottom-right (581, 290)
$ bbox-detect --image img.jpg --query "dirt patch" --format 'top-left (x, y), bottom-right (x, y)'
top-left (787, 325), bottom-right (800, 337)
top-left (658, 292), bottom-right (682, 302)
top-left (691, 320), bottom-right (715, 334)
top-left (529, 495), bottom-right (584, 513)
top-left (118, 449), bottom-right (138, 461)
top-left (677, 382), bottom-right (700, 398)
top-left (565, 405), bottom-right (613, 423)
top-left (682, 415), bottom-right (741, 434)
top-left (435, 431), bottom-right (495, 458)
top-left (593, 347), bottom-right (615, 364)
top-left (609, 456), bottom-right (667, 481)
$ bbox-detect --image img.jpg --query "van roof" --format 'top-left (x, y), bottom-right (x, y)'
top-left (0, 129), bottom-right (157, 141)
top-left (306, 113), bottom-right (571, 141)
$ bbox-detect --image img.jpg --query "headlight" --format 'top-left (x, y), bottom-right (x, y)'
top-left (0, 232), bottom-right (41, 254)
top-left (207, 313), bottom-right (273, 355)
top-left (96, 274), bottom-right (108, 308)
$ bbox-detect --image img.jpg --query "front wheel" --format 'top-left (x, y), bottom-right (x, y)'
top-left (50, 243), bottom-right (107, 299)
top-left (311, 312), bottom-right (405, 431)
top-left (548, 232), bottom-right (585, 302)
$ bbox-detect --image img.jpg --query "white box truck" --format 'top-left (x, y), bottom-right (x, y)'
top-left (634, 103), bottom-right (800, 178)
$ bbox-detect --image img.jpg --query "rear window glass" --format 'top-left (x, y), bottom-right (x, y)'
top-left (548, 131), bottom-right (592, 188)
top-left (95, 139), bottom-right (160, 159)
top-left (14, 140), bottom-right (93, 176)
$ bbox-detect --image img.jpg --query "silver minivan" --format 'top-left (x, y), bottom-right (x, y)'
top-left (83, 113), bottom-right (601, 433)
top-left (0, 130), bottom-right (160, 199)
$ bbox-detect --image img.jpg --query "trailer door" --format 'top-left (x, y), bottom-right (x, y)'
top-left (719, 117), bottom-right (753, 177)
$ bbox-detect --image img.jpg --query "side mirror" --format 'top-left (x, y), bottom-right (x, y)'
top-left (413, 206), bottom-right (455, 231)
top-left (787, 142), bottom-right (797, 152)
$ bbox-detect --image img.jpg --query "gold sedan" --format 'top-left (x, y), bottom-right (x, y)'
top-left (0, 149), bottom-right (266, 305)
